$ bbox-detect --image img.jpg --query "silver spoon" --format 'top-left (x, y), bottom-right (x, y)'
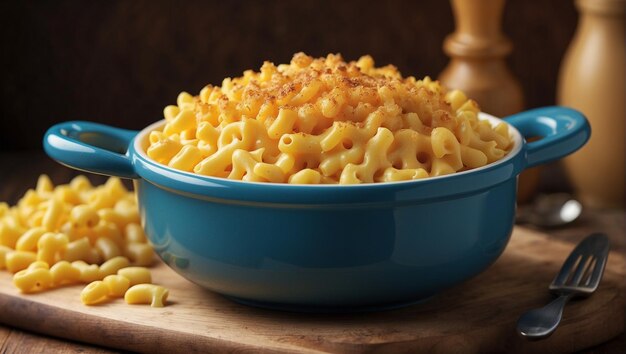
top-left (517, 233), bottom-right (610, 340)
top-left (516, 193), bottom-right (583, 228)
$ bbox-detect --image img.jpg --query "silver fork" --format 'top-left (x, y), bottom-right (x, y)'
top-left (517, 233), bottom-right (610, 340)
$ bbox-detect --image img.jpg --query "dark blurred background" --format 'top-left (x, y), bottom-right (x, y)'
top-left (0, 0), bottom-right (577, 151)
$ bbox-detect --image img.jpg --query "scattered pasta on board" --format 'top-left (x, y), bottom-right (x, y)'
top-left (0, 175), bottom-right (169, 307)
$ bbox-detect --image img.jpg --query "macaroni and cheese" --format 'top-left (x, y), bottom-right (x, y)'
top-left (147, 53), bottom-right (512, 184)
top-left (0, 175), bottom-right (169, 307)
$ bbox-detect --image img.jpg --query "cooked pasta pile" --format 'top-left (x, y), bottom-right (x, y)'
top-left (148, 52), bottom-right (513, 184)
top-left (0, 175), bottom-right (168, 307)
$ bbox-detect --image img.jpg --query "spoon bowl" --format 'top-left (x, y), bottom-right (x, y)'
top-left (517, 193), bottom-right (583, 228)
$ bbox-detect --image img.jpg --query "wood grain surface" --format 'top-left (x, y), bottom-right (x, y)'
top-left (0, 326), bottom-right (115, 354)
top-left (0, 226), bottom-right (624, 354)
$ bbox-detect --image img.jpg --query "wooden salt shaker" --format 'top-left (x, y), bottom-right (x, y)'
top-left (558, 0), bottom-right (625, 209)
top-left (438, 0), bottom-right (539, 203)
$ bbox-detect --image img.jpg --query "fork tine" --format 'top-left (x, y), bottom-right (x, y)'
top-left (583, 258), bottom-right (597, 286)
top-left (553, 253), bottom-right (582, 286)
top-left (588, 249), bottom-right (609, 289)
top-left (571, 255), bottom-right (593, 285)
top-left (579, 233), bottom-right (610, 290)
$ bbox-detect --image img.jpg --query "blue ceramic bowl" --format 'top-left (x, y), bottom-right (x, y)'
top-left (44, 106), bottom-right (589, 311)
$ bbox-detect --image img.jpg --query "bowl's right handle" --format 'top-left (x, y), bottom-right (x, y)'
top-left (43, 121), bottom-right (139, 179)
top-left (505, 106), bottom-right (591, 169)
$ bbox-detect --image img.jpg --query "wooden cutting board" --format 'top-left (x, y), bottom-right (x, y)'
top-left (0, 226), bottom-right (624, 353)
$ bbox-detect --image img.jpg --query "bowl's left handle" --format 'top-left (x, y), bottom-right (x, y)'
top-left (43, 121), bottom-right (139, 179)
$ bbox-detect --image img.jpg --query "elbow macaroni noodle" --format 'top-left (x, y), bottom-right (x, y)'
top-left (1, 175), bottom-right (168, 307)
top-left (117, 266), bottom-right (152, 286)
top-left (124, 284), bottom-right (169, 308)
top-left (147, 53), bottom-right (512, 184)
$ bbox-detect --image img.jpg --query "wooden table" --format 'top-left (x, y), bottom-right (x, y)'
top-left (0, 151), bottom-right (624, 353)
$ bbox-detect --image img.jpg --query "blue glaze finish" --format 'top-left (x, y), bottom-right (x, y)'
top-left (505, 106), bottom-right (590, 168)
top-left (137, 177), bottom-right (515, 307)
top-left (43, 106), bottom-right (590, 311)
top-left (43, 121), bottom-right (138, 179)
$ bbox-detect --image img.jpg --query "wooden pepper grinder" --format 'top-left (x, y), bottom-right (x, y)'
top-left (558, 0), bottom-right (625, 209)
top-left (439, 0), bottom-right (538, 203)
